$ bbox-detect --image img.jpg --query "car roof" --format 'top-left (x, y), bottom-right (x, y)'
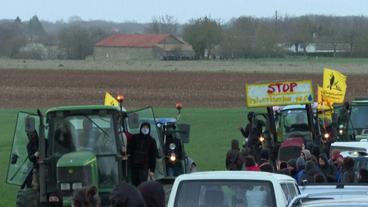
top-left (300, 197), bottom-right (368, 207)
top-left (175, 171), bottom-right (295, 183)
top-left (331, 142), bottom-right (368, 151)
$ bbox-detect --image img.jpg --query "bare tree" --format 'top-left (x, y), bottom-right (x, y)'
top-left (145, 15), bottom-right (178, 34)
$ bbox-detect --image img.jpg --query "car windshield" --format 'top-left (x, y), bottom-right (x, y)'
top-left (174, 180), bottom-right (276, 207)
top-left (51, 114), bottom-right (117, 155)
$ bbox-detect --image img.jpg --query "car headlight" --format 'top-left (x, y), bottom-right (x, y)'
top-left (72, 182), bottom-right (83, 190)
top-left (324, 133), bottom-right (330, 139)
top-left (60, 183), bottom-right (71, 191)
top-left (259, 136), bottom-right (265, 143)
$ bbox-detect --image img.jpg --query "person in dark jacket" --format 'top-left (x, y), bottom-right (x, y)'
top-left (300, 160), bottom-right (324, 184)
top-left (129, 122), bottom-right (158, 186)
top-left (48, 191), bottom-right (63, 207)
top-left (26, 129), bottom-right (40, 190)
top-left (226, 139), bottom-right (243, 170)
top-left (110, 183), bottom-right (145, 207)
top-left (318, 153), bottom-right (336, 182)
top-left (342, 157), bottom-right (355, 183)
top-left (72, 186), bottom-right (100, 207)
top-left (240, 112), bottom-right (264, 158)
top-left (138, 181), bottom-right (165, 207)
top-left (258, 149), bottom-right (270, 166)
top-left (358, 168), bottom-right (368, 183)
top-left (287, 159), bottom-right (298, 180)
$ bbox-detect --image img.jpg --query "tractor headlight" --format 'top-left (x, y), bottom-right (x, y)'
top-left (170, 153), bottom-right (176, 162)
top-left (259, 136), bottom-right (265, 143)
top-left (60, 183), bottom-right (71, 191)
top-left (169, 143), bottom-right (176, 150)
top-left (72, 182), bottom-right (83, 190)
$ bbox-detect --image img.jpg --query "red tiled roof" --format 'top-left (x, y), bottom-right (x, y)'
top-left (96, 34), bottom-right (181, 48)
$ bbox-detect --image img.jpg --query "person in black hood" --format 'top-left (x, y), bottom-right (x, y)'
top-left (129, 122), bottom-right (158, 186)
top-left (318, 153), bottom-right (336, 182)
top-left (110, 183), bottom-right (145, 207)
top-left (138, 181), bottom-right (165, 207)
top-left (300, 160), bottom-right (324, 184)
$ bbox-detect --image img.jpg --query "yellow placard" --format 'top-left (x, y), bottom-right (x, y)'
top-left (246, 80), bottom-right (314, 107)
top-left (104, 92), bottom-right (119, 107)
top-left (322, 68), bottom-right (347, 104)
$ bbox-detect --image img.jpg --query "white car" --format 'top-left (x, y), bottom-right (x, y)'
top-left (331, 141), bottom-right (368, 154)
top-left (167, 171), bottom-right (299, 207)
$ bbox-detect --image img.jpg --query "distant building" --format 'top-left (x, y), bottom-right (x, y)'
top-left (94, 34), bottom-right (194, 60)
top-left (288, 42), bottom-right (350, 54)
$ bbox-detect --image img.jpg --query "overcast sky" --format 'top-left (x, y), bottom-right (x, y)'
top-left (1, 0), bottom-right (367, 23)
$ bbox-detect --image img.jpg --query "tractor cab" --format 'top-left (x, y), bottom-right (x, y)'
top-left (333, 98), bottom-right (368, 142)
top-left (275, 105), bottom-right (315, 147)
top-left (7, 105), bottom-right (165, 207)
top-left (274, 104), bottom-right (321, 166)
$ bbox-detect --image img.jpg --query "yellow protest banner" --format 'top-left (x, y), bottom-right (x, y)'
top-left (104, 92), bottom-right (119, 107)
top-left (322, 68), bottom-right (347, 103)
top-left (246, 80), bottom-right (314, 107)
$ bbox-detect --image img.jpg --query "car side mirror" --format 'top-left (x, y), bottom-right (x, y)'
top-left (11, 153), bottom-right (19, 164)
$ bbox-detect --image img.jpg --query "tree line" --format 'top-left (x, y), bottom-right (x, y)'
top-left (1, 15), bottom-right (368, 60)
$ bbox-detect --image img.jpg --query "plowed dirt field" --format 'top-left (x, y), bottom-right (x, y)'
top-left (0, 69), bottom-right (365, 108)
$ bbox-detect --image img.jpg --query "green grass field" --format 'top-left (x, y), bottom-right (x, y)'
top-left (0, 107), bottom-right (247, 206)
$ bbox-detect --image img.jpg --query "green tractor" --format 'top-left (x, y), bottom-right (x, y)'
top-left (6, 105), bottom-right (171, 206)
top-left (333, 98), bottom-right (368, 142)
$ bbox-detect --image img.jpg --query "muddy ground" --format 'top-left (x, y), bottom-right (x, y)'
top-left (0, 69), bottom-right (366, 108)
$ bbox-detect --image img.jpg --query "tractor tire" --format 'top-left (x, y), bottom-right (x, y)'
top-left (16, 188), bottom-right (40, 207)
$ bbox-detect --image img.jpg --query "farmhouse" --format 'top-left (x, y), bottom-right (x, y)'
top-left (94, 33), bottom-right (194, 60)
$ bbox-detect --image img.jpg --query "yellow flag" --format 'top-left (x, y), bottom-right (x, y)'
top-left (322, 68), bottom-right (347, 104)
top-left (104, 92), bottom-right (119, 107)
top-left (317, 85), bottom-right (333, 120)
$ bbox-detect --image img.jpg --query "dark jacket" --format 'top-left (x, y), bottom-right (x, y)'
top-left (110, 183), bottom-right (145, 207)
top-left (26, 131), bottom-right (39, 168)
top-left (318, 154), bottom-right (337, 182)
top-left (138, 181), bottom-right (165, 207)
top-left (226, 140), bottom-right (243, 170)
top-left (129, 123), bottom-right (158, 172)
top-left (342, 157), bottom-right (355, 183)
top-left (300, 161), bottom-right (324, 184)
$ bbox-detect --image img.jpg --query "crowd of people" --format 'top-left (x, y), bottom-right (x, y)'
top-left (47, 181), bottom-right (166, 207)
top-left (226, 139), bottom-right (368, 184)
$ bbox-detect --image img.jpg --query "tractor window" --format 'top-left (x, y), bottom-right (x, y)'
top-left (52, 114), bottom-right (117, 155)
top-left (281, 109), bottom-right (308, 131)
top-left (351, 106), bottom-right (368, 129)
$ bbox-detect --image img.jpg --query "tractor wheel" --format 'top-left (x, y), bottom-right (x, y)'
top-left (16, 188), bottom-right (40, 207)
